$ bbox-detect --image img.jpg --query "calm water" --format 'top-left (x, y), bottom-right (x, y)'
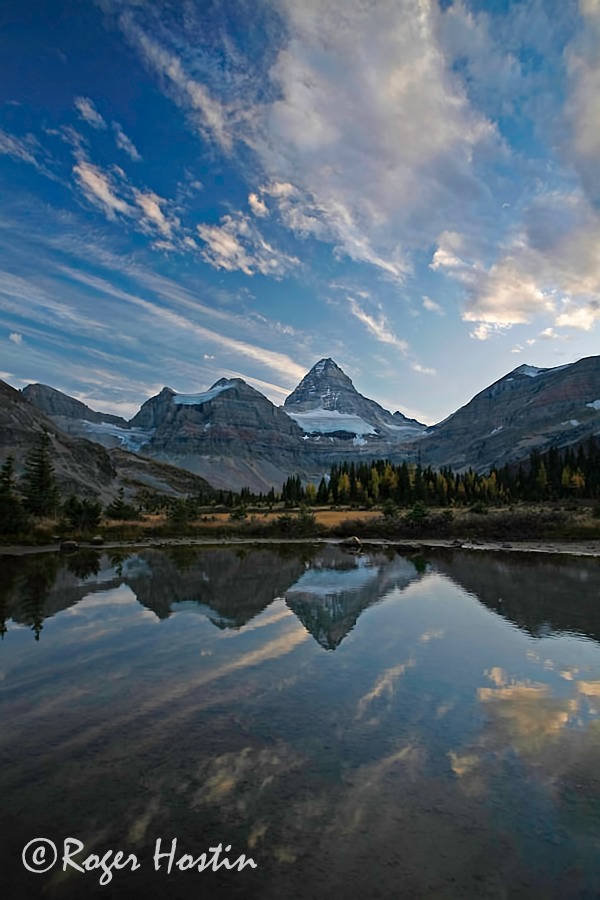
top-left (2, 543), bottom-right (600, 899)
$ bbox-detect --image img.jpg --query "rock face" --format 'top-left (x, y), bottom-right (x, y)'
top-left (284, 358), bottom-right (425, 434)
top-left (21, 384), bottom-right (127, 426)
top-left (130, 378), bottom-right (309, 492)
top-left (21, 383), bottom-right (149, 451)
top-left (16, 354), bottom-right (600, 492)
top-left (1, 380), bottom-right (213, 502)
top-left (282, 358), bottom-right (425, 471)
top-left (420, 356), bottom-right (600, 471)
top-left (1, 379), bottom-right (116, 499)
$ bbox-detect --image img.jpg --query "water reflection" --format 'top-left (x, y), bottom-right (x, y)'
top-left (285, 547), bottom-right (421, 649)
top-left (1, 545), bottom-right (425, 647)
top-left (2, 545), bottom-right (600, 898)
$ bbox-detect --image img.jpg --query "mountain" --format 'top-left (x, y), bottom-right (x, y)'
top-left (129, 378), bottom-right (308, 492)
top-left (21, 383), bottom-right (149, 451)
top-left (284, 358), bottom-right (425, 437)
top-left (1, 379), bottom-right (117, 500)
top-left (21, 363), bottom-right (425, 492)
top-left (420, 356), bottom-right (600, 471)
top-left (1, 380), bottom-right (213, 502)
top-left (17, 354), bottom-right (600, 493)
top-left (21, 383), bottom-right (127, 427)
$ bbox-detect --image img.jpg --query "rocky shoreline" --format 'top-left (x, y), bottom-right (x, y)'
top-left (1, 535), bottom-right (599, 558)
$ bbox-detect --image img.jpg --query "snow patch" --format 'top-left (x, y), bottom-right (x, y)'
top-left (586, 399), bottom-right (600, 411)
top-left (490, 425), bottom-right (504, 436)
top-left (353, 435), bottom-right (367, 446)
top-left (286, 557), bottom-right (376, 597)
top-left (81, 420), bottom-right (153, 451)
top-left (516, 365), bottom-right (545, 378)
top-left (286, 408), bottom-right (376, 435)
top-left (173, 383), bottom-right (234, 405)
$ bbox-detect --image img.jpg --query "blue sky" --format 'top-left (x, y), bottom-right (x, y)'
top-left (1, 0), bottom-right (599, 425)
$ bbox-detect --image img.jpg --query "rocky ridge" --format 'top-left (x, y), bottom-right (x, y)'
top-left (420, 356), bottom-right (600, 471)
top-left (0, 379), bottom-right (213, 502)
top-left (14, 354), bottom-right (600, 492)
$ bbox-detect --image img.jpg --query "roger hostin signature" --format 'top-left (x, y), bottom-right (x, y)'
top-left (22, 837), bottom-right (257, 885)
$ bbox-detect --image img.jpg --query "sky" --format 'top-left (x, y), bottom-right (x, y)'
top-left (1, 0), bottom-right (599, 425)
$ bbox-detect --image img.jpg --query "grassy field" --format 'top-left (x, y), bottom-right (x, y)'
top-left (3, 502), bottom-right (600, 546)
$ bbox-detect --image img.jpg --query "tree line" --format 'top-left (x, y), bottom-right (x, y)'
top-left (0, 430), bottom-right (140, 536)
top-left (280, 438), bottom-right (600, 507)
top-left (2, 429), bottom-right (599, 537)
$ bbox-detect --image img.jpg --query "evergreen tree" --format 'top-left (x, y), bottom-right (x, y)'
top-left (105, 487), bottom-right (138, 520)
top-left (0, 456), bottom-right (29, 534)
top-left (63, 495), bottom-right (102, 531)
top-left (21, 430), bottom-right (60, 517)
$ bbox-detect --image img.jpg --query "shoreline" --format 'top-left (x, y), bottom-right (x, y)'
top-left (1, 535), bottom-right (599, 558)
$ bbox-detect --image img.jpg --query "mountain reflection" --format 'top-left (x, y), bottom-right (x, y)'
top-left (3, 546), bottom-right (600, 650)
top-left (434, 550), bottom-right (600, 643)
top-left (4, 546), bottom-right (600, 898)
top-left (0, 545), bottom-right (426, 649)
top-left (285, 546), bottom-right (421, 649)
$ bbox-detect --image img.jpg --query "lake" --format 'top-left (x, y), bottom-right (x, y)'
top-left (2, 543), bottom-right (600, 899)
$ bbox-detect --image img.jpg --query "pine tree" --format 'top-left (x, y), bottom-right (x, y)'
top-left (105, 487), bottom-right (138, 520)
top-left (0, 456), bottom-right (29, 534)
top-left (63, 495), bottom-right (102, 531)
top-left (21, 431), bottom-right (60, 517)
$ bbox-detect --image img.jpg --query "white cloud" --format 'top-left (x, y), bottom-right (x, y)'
top-left (134, 189), bottom-right (179, 237)
top-left (469, 323), bottom-right (495, 341)
top-left (112, 122), bottom-right (142, 161)
top-left (118, 15), bottom-right (235, 152)
top-left (9, 331), bottom-right (23, 344)
top-left (0, 269), bottom-right (112, 339)
top-left (422, 296), bottom-right (445, 315)
top-left (412, 362), bottom-right (436, 376)
top-left (0, 128), bottom-right (57, 179)
top-left (71, 153), bottom-right (187, 245)
top-left (252, 0), bottom-right (503, 278)
top-left (74, 96), bottom-right (107, 130)
top-left (73, 159), bottom-right (134, 219)
top-left (563, 0), bottom-right (600, 205)
top-left (539, 327), bottom-right (562, 340)
top-left (347, 296), bottom-right (408, 353)
top-left (197, 213), bottom-right (299, 277)
top-left (556, 303), bottom-right (600, 331)
top-left (0, 129), bottom-right (40, 167)
top-left (432, 189), bottom-right (600, 336)
top-left (248, 192), bottom-right (268, 217)
top-left (52, 265), bottom-right (308, 384)
top-left (107, 0), bottom-right (503, 282)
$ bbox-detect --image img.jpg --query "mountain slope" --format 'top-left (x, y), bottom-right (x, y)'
top-left (16, 355), bottom-right (600, 491)
top-left (1, 380), bottom-right (213, 502)
top-left (21, 383), bottom-right (127, 426)
top-left (284, 358), bottom-right (425, 436)
top-left (22, 383), bottom-right (150, 451)
top-left (1, 379), bottom-right (116, 500)
top-left (420, 356), bottom-right (600, 471)
top-left (129, 378), bottom-right (309, 492)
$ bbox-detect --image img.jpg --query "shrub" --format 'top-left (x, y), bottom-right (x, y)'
top-left (63, 496), bottom-right (102, 532)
